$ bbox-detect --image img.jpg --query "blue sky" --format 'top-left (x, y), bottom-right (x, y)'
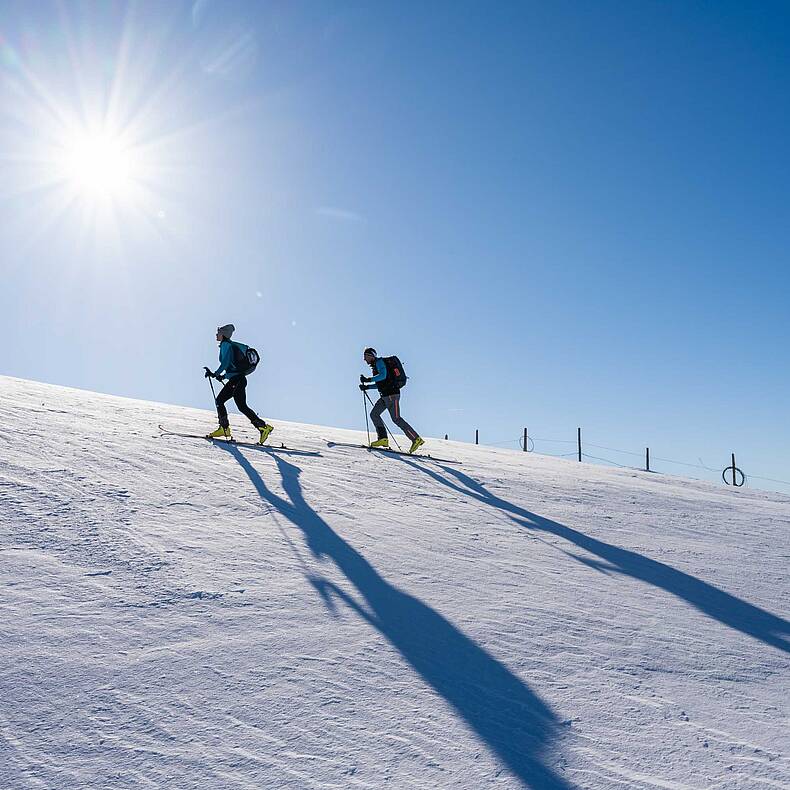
top-left (1, 0), bottom-right (789, 492)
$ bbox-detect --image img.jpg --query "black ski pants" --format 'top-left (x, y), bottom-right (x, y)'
top-left (215, 376), bottom-right (265, 429)
top-left (370, 393), bottom-right (419, 442)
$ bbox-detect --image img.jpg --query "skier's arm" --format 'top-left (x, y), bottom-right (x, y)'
top-left (214, 342), bottom-right (232, 378)
top-left (360, 358), bottom-right (386, 389)
top-left (369, 358), bottom-right (387, 383)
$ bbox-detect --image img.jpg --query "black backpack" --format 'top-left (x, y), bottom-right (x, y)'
top-left (383, 355), bottom-right (407, 388)
top-left (230, 341), bottom-right (260, 376)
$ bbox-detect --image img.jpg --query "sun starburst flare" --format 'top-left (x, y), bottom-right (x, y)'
top-left (0, 5), bottom-right (228, 249)
top-left (56, 130), bottom-right (138, 200)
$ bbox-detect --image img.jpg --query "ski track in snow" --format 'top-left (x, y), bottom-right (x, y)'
top-left (1, 375), bottom-right (788, 789)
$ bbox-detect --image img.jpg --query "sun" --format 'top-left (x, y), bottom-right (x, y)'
top-left (58, 130), bottom-right (138, 200)
top-left (2, 3), bottom-right (231, 237)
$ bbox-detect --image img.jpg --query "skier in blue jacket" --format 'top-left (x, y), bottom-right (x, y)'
top-left (204, 324), bottom-right (273, 444)
top-left (360, 347), bottom-right (424, 454)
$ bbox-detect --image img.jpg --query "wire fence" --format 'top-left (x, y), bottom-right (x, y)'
top-left (452, 428), bottom-right (790, 493)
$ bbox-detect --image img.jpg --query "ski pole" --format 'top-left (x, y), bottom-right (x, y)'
top-left (207, 374), bottom-right (229, 439)
top-left (362, 389), bottom-right (371, 447)
top-left (364, 389), bottom-right (402, 451)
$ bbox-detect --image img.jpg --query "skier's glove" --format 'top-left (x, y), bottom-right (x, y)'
top-left (359, 383), bottom-right (367, 391)
top-left (360, 375), bottom-right (371, 383)
top-left (204, 367), bottom-right (214, 379)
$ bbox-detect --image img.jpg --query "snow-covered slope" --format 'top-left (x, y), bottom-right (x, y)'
top-left (1, 375), bottom-right (788, 790)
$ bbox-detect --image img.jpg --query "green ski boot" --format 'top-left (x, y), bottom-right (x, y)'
top-left (258, 424), bottom-right (274, 445)
top-left (207, 426), bottom-right (233, 440)
top-left (408, 437), bottom-right (425, 455)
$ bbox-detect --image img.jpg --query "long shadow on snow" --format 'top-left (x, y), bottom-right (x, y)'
top-left (383, 455), bottom-right (790, 654)
top-left (220, 443), bottom-right (571, 790)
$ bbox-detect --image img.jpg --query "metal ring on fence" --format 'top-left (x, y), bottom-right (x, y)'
top-left (722, 466), bottom-right (745, 487)
top-left (519, 435), bottom-right (535, 452)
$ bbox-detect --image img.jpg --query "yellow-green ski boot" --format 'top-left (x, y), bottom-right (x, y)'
top-left (370, 437), bottom-right (389, 449)
top-left (258, 424), bottom-right (274, 445)
top-left (408, 436), bottom-right (425, 455)
top-left (207, 426), bottom-right (232, 440)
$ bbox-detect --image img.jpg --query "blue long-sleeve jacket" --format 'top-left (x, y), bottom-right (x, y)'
top-left (214, 339), bottom-right (246, 380)
top-left (362, 358), bottom-right (387, 389)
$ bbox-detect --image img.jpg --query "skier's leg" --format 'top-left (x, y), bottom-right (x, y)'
top-left (231, 376), bottom-right (266, 428)
top-left (369, 396), bottom-right (388, 441)
top-left (215, 380), bottom-right (236, 428)
top-left (385, 394), bottom-right (418, 442)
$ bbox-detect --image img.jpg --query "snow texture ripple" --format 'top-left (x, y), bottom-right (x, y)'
top-left (0, 376), bottom-right (788, 789)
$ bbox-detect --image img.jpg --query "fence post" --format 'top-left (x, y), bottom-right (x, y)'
top-left (577, 427), bottom-right (582, 462)
top-left (523, 427), bottom-right (528, 452)
top-left (646, 447), bottom-right (650, 472)
top-left (475, 429), bottom-right (479, 445)
top-left (722, 453), bottom-right (745, 487)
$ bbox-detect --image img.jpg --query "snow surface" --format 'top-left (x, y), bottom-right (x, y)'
top-left (1, 375), bottom-right (788, 790)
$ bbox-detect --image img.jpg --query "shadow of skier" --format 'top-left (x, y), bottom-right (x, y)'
top-left (219, 443), bottom-right (572, 790)
top-left (385, 455), bottom-right (790, 655)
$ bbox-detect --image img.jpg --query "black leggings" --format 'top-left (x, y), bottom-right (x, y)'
top-left (215, 376), bottom-right (265, 429)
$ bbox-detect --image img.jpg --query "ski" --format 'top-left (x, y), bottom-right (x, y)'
top-left (325, 441), bottom-right (462, 465)
top-left (222, 441), bottom-right (320, 456)
top-left (158, 426), bottom-right (319, 456)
